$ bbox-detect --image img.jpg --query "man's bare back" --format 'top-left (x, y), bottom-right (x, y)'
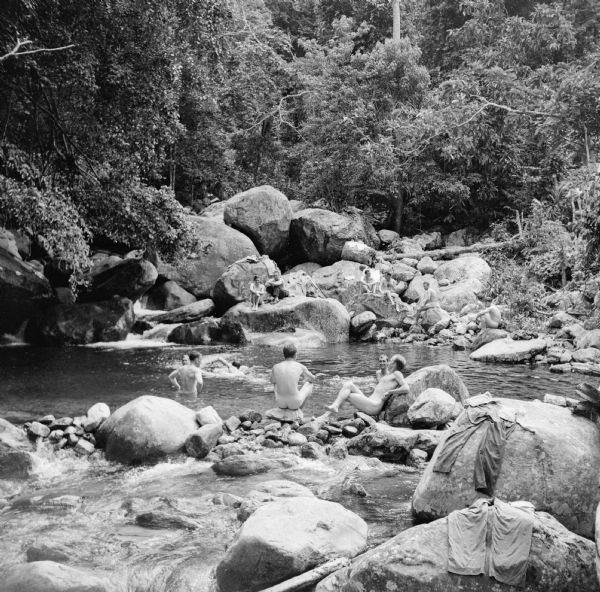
top-left (270, 344), bottom-right (317, 410)
top-left (169, 355), bottom-right (203, 396)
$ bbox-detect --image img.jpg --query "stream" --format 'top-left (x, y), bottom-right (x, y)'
top-left (0, 339), bottom-right (585, 589)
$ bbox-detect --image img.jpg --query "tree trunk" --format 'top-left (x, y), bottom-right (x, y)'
top-left (392, 0), bottom-right (401, 42)
top-left (386, 191), bottom-right (404, 234)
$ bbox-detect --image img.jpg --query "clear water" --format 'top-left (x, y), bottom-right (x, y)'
top-left (0, 341), bottom-right (583, 589)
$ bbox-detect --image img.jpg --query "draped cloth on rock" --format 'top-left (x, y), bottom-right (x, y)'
top-left (433, 393), bottom-right (522, 495)
top-left (448, 498), bottom-right (535, 586)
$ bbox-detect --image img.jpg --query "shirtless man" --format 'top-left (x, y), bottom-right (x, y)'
top-left (169, 351), bottom-right (203, 396)
top-left (203, 356), bottom-right (249, 376)
top-left (415, 281), bottom-right (439, 323)
top-left (475, 303), bottom-right (502, 329)
top-left (360, 268), bottom-right (379, 294)
top-left (379, 271), bottom-right (401, 312)
top-left (270, 343), bottom-right (318, 410)
top-left (249, 276), bottom-right (266, 310)
top-left (376, 354), bottom-right (389, 381)
top-left (326, 354), bottom-right (409, 416)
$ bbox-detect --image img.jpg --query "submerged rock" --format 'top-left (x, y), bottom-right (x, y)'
top-left (470, 337), bottom-right (548, 363)
top-left (5, 561), bottom-right (113, 592)
top-left (317, 509), bottom-right (596, 592)
top-left (216, 497), bottom-right (368, 592)
top-left (223, 296), bottom-right (350, 343)
top-left (224, 185), bottom-right (292, 257)
top-left (412, 398), bottom-right (600, 538)
top-left (96, 395), bottom-right (198, 464)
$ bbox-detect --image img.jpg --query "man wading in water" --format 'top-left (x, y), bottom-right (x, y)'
top-left (169, 351), bottom-right (204, 397)
top-left (270, 343), bottom-right (318, 410)
top-left (326, 354), bottom-right (409, 416)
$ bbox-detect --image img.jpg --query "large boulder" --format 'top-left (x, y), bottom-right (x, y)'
top-left (223, 297), bottom-right (350, 343)
top-left (346, 293), bottom-right (411, 324)
top-left (158, 216), bottom-right (259, 298)
top-left (380, 261), bottom-right (418, 283)
top-left (0, 246), bottom-right (53, 335)
top-left (312, 261), bottom-right (363, 305)
top-left (438, 279), bottom-right (483, 312)
top-left (575, 329), bottom-right (600, 350)
top-left (213, 255), bottom-right (279, 310)
top-left (470, 338), bottom-right (548, 363)
top-left (412, 231), bottom-right (443, 250)
top-left (403, 274), bottom-right (439, 302)
top-left (290, 209), bottom-right (379, 265)
top-left (412, 398), bottom-right (600, 538)
top-left (5, 561), bottom-right (113, 592)
top-left (0, 228), bottom-right (21, 259)
top-left (95, 395), bottom-right (199, 464)
top-left (341, 240), bottom-right (376, 265)
top-left (199, 200), bottom-right (227, 221)
top-left (280, 271), bottom-right (315, 298)
top-left (25, 297), bottom-right (134, 346)
top-left (148, 299), bottom-right (215, 324)
top-left (288, 262), bottom-right (322, 276)
top-left (145, 280), bottom-right (196, 311)
top-left (316, 509), bottom-right (597, 592)
top-left (167, 317), bottom-right (247, 345)
top-left (224, 185), bottom-right (292, 257)
top-left (215, 497), bottom-right (368, 592)
top-left (434, 255), bottom-right (491, 285)
top-left (419, 307), bottom-right (451, 333)
top-left (83, 258), bottom-right (157, 302)
top-left (407, 388), bottom-right (457, 428)
top-left (382, 365), bottom-right (469, 426)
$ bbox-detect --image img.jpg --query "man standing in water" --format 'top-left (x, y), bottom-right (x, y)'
top-left (326, 354), bottom-right (409, 416)
top-left (169, 351), bottom-right (204, 397)
top-left (270, 343), bottom-right (318, 410)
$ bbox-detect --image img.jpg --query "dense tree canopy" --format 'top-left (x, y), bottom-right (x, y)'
top-left (1, 0), bottom-right (600, 271)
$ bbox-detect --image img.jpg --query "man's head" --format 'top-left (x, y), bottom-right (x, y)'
top-left (231, 360), bottom-right (241, 369)
top-left (253, 275), bottom-right (259, 282)
top-left (423, 281), bottom-right (430, 290)
top-left (385, 271), bottom-right (392, 279)
top-left (378, 354), bottom-right (388, 368)
top-left (189, 351), bottom-right (201, 366)
top-left (283, 342), bottom-right (297, 359)
top-left (388, 354), bottom-right (406, 372)
top-left (181, 353), bottom-right (190, 365)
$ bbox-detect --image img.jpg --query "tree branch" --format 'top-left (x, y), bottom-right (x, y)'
top-left (0, 38), bottom-right (75, 62)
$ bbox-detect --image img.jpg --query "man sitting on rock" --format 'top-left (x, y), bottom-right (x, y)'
top-left (169, 351), bottom-right (203, 397)
top-left (415, 280), bottom-right (440, 324)
top-left (270, 343), bottom-right (318, 410)
top-left (360, 267), bottom-right (379, 294)
top-left (379, 271), bottom-right (402, 312)
top-left (249, 276), bottom-right (266, 310)
top-left (475, 303), bottom-right (502, 329)
top-left (326, 354), bottom-right (409, 416)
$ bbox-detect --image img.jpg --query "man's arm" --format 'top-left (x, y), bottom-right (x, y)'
top-left (195, 368), bottom-right (204, 393)
top-left (386, 372), bottom-right (409, 396)
top-left (301, 365), bottom-right (318, 383)
top-left (169, 369), bottom-right (181, 390)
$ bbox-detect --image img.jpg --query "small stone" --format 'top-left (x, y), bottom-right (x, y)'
top-left (239, 410), bottom-right (262, 423)
top-left (87, 402), bottom-right (110, 424)
top-left (300, 442), bottom-right (322, 459)
top-left (73, 416), bottom-right (86, 427)
top-left (38, 415), bottom-right (55, 425)
top-left (82, 433), bottom-right (96, 445)
top-left (249, 429), bottom-right (264, 436)
top-left (329, 440), bottom-right (348, 460)
top-left (74, 439), bottom-right (95, 455)
top-left (287, 432), bottom-right (308, 446)
top-left (27, 422), bottom-right (50, 439)
top-left (342, 425), bottom-right (358, 438)
top-left (264, 422), bottom-right (281, 433)
top-left (64, 426), bottom-right (77, 436)
top-left (324, 425), bottom-right (342, 435)
top-left (67, 434), bottom-right (79, 446)
top-left (265, 408), bottom-right (304, 423)
top-left (354, 412), bottom-right (377, 427)
top-left (224, 416), bottom-right (242, 433)
top-left (316, 429), bottom-right (330, 443)
top-left (241, 421), bottom-right (253, 430)
top-left (26, 543), bottom-right (71, 563)
top-left (262, 439), bottom-right (283, 448)
top-left (50, 417), bottom-right (74, 430)
top-left (48, 430), bottom-right (64, 442)
top-left (217, 435), bottom-right (237, 445)
top-left (55, 438), bottom-right (68, 450)
top-left (186, 423), bottom-right (224, 458)
top-left (407, 448), bottom-right (428, 467)
top-left (213, 492), bottom-right (244, 507)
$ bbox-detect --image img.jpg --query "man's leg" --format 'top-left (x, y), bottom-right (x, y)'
top-left (482, 312), bottom-right (500, 329)
top-left (327, 381), bottom-right (364, 412)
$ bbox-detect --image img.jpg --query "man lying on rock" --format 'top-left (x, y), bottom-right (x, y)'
top-left (326, 354), bottom-right (409, 416)
top-left (271, 343), bottom-right (321, 410)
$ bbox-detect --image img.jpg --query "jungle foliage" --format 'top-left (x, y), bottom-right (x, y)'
top-left (1, 0), bottom-right (600, 268)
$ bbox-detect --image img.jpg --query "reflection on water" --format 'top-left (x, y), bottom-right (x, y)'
top-left (0, 341), bottom-right (585, 588)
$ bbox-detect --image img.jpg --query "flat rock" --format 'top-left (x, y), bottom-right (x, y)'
top-left (470, 338), bottom-right (548, 363)
top-left (265, 408), bottom-right (304, 422)
top-left (148, 299), bottom-right (214, 324)
top-left (212, 453), bottom-right (298, 477)
top-left (5, 561), bottom-right (112, 592)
